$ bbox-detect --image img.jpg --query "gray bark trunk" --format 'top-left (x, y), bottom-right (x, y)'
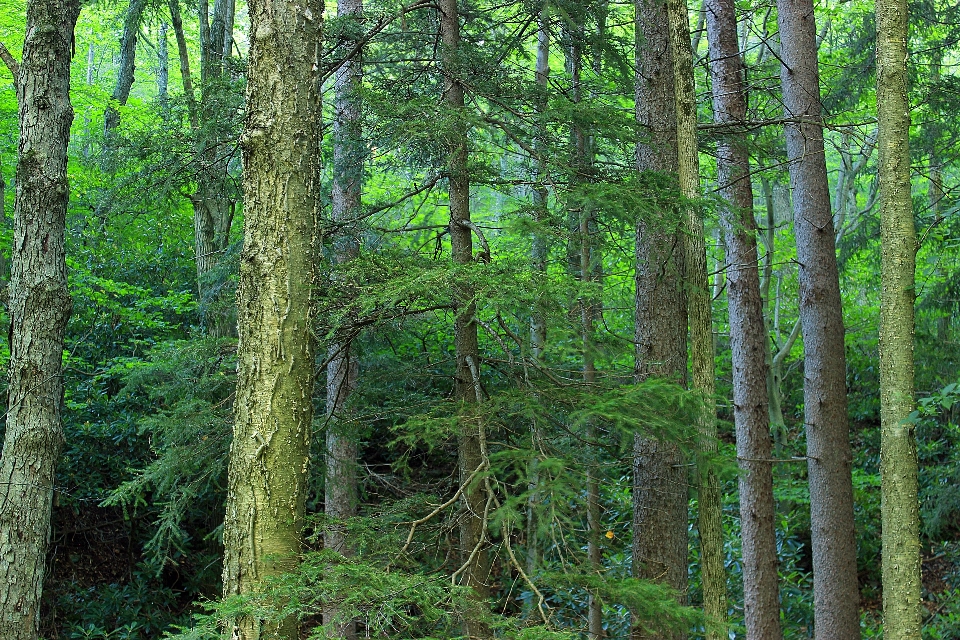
top-left (877, 0), bottom-right (921, 635)
top-left (704, 0), bottom-right (781, 635)
top-left (158, 22), bottom-right (169, 109)
top-left (776, 0), bottom-right (860, 636)
top-left (219, 0), bottom-right (322, 635)
top-left (323, 0), bottom-right (363, 636)
top-left (104, 0), bottom-right (149, 142)
top-left (0, 0), bottom-right (80, 635)
top-left (633, 0), bottom-right (688, 635)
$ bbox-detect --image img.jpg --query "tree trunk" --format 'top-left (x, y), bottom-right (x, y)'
top-left (703, 0), bottom-right (781, 636)
top-left (669, 0), bottom-right (726, 636)
top-left (219, 0), bottom-right (322, 634)
top-left (0, 0), bottom-right (80, 634)
top-left (776, 0), bottom-right (860, 636)
top-left (526, 0), bottom-right (550, 605)
top-left (324, 0), bottom-right (363, 636)
top-left (158, 21), bottom-right (169, 110)
top-left (439, 0), bottom-right (491, 636)
top-left (104, 0), bottom-right (149, 144)
top-left (876, 0), bottom-right (921, 635)
top-left (633, 0), bottom-right (688, 635)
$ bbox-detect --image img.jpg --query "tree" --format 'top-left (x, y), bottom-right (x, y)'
top-left (877, 0), bottom-right (922, 633)
top-left (324, 0), bottom-right (364, 636)
top-left (218, 0), bottom-right (322, 634)
top-left (703, 0), bottom-right (781, 636)
top-left (439, 0), bottom-right (492, 636)
top-left (0, 0), bottom-right (80, 634)
top-left (633, 0), bottom-right (688, 634)
top-left (776, 0), bottom-right (860, 635)
top-left (666, 0), bottom-right (726, 634)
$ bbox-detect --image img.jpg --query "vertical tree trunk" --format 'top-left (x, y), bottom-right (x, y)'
top-left (669, 0), bottom-right (726, 636)
top-left (439, 1), bottom-right (491, 637)
top-left (633, 0), bottom-right (688, 636)
top-left (219, 0), bottom-right (322, 634)
top-left (776, 1), bottom-right (860, 636)
top-left (104, 0), bottom-right (149, 143)
top-left (526, 0), bottom-right (550, 601)
top-left (324, 0), bottom-right (363, 637)
top-left (876, 0), bottom-right (921, 634)
top-left (703, 0), bottom-right (781, 636)
top-left (158, 22), bottom-right (169, 110)
top-left (0, 0), bottom-right (80, 634)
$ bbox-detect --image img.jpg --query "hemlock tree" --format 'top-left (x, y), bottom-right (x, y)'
top-left (704, 0), bottom-right (781, 636)
top-left (633, 0), bottom-right (688, 634)
top-left (439, 0), bottom-right (492, 636)
top-left (666, 0), bottom-right (726, 634)
top-left (219, 0), bottom-right (322, 634)
top-left (0, 0), bottom-right (80, 634)
top-left (776, 0), bottom-right (860, 635)
top-left (876, 0), bottom-right (922, 634)
top-left (324, 0), bottom-right (364, 636)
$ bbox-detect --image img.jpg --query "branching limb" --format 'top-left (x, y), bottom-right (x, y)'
top-left (0, 41), bottom-right (19, 78)
top-left (397, 462), bottom-right (484, 557)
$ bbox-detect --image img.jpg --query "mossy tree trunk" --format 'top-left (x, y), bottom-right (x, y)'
top-left (669, 0), bottom-right (726, 636)
top-left (0, 0), bottom-right (80, 634)
top-left (219, 0), bottom-right (322, 634)
top-left (877, 0), bottom-right (921, 634)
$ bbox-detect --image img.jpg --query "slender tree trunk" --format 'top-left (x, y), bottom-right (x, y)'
top-left (219, 0), bottom-right (322, 635)
top-left (0, 0), bottom-right (80, 634)
top-left (877, 0), bottom-right (921, 635)
top-left (439, 1), bottom-right (491, 636)
top-left (526, 0), bottom-right (550, 606)
top-left (158, 22), bottom-right (169, 110)
top-left (669, 0), bottom-right (726, 636)
top-left (168, 0), bottom-right (197, 125)
top-left (633, 0), bottom-right (688, 636)
top-left (104, 0), bottom-right (149, 143)
top-left (776, 1), bottom-right (860, 636)
top-left (704, 0), bottom-right (781, 635)
top-left (324, 0), bottom-right (363, 637)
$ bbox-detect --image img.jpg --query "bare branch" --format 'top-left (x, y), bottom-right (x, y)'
top-left (0, 41), bottom-right (20, 78)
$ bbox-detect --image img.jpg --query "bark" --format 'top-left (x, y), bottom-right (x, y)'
top-left (633, 0), bottom-right (688, 635)
top-left (669, 0), bottom-right (726, 636)
top-left (877, 0), bottom-right (921, 635)
top-left (0, 0), bottom-right (80, 635)
top-left (192, 0), bottom-right (238, 337)
top-left (168, 0), bottom-right (197, 126)
top-left (158, 22), bottom-right (169, 110)
top-left (776, 0), bottom-right (860, 636)
top-left (439, 0), bottom-right (491, 636)
top-left (219, 0), bottom-right (322, 634)
top-left (323, 0), bottom-right (363, 636)
top-left (104, 0), bottom-right (149, 142)
top-left (526, 0), bottom-right (550, 601)
top-left (704, 0), bottom-right (780, 635)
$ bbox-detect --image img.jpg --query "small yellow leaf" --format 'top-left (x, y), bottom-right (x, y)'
top-left (605, 530), bottom-right (614, 539)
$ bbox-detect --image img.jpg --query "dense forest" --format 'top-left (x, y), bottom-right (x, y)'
top-left (0, 0), bottom-right (956, 635)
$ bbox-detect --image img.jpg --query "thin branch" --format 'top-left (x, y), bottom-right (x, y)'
top-left (0, 41), bottom-right (20, 78)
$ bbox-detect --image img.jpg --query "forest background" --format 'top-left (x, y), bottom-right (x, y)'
top-left (0, 0), bottom-right (957, 636)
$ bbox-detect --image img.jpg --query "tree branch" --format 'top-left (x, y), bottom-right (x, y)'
top-left (0, 41), bottom-right (20, 78)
